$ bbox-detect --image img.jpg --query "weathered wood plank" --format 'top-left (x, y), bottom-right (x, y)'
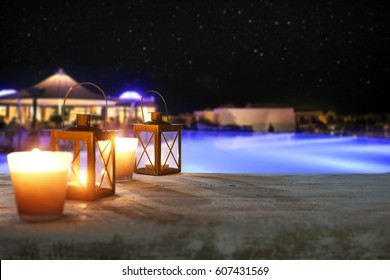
top-left (0, 173), bottom-right (389, 259)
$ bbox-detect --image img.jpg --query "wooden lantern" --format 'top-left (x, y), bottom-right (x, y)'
top-left (134, 90), bottom-right (181, 175)
top-left (50, 82), bottom-right (116, 200)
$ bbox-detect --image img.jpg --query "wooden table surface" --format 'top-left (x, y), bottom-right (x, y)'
top-left (1, 173), bottom-right (389, 259)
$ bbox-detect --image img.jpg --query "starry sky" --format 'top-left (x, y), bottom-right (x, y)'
top-left (0, 0), bottom-right (389, 114)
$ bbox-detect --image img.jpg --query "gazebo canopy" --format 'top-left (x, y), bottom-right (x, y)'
top-left (0, 69), bottom-right (114, 106)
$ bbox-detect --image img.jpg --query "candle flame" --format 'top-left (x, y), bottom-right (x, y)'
top-left (115, 137), bottom-right (138, 152)
top-left (79, 173), bottom-right (87, 185)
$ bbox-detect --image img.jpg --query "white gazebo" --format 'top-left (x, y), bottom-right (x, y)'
top-left (0, 69), bottom-right (115, 128)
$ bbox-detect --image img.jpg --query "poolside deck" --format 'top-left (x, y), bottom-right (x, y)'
top-left (0, 172), bottom-right (389, 259)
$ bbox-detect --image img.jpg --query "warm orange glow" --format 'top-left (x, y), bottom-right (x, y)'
top-left (115, 137), bottom-right (138, 180)
top-left (7, 150), bottom-right (73, 221)
top-left (78, 172), bottom-right (87, 185)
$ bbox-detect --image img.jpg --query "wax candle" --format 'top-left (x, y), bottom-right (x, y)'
top-left (115, 137), bottom-right (138, 181)
top-left (69, 171), bottom-right (87, 188)
top-left (146, 164), bottom-right (169, 170)
top-left (7, 149), bottom-right (73, 222)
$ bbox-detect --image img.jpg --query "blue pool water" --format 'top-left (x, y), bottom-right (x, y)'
top-left (181, 131), bottom-right (390, 174)
top-left (1, 131), bottom-right (390, 174)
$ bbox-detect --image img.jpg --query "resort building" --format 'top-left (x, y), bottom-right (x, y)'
top-left (194, 106), bottom-right (296, 132)
top-left (295, 110), bottom-right (337, 133)
top-left (0, 69), bottom-right (156, 130)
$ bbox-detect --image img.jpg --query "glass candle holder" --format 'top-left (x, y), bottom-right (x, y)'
top-left (115, 137), bottom-right (138, 181)
top-left (7, 149), bottom-right (73, 222)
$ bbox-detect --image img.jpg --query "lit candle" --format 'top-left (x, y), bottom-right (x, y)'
top-left (146, 164), bottom-right (169, 170)
top-left (69, 171), bottom-right (87, 188)
top-left (7, 149), bottom-right (73, 222)
top-left (115, 137), bottom-right (138, 181)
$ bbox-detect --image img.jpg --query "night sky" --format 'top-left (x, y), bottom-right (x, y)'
top-left (1, 0), bottom-right (389, 114)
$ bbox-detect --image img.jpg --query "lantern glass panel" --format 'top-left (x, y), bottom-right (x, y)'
top-left (53, 137), bottom-right (114, 194)
top-left (161, 131), bottom-right (180, 170)
top-left (96, 140), bottom-right (114, 190)
top-left (55, 139), bottom-right (87, 189)
top-left (137, 130), bottom-right (156, 169)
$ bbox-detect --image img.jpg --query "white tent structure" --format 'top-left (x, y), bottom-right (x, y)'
top-left (0, 69), bottom-right (113, 106)
top-left (0, 69), bottom-right (115, 128)
top-left (0, 69), bottom-right (159, 150)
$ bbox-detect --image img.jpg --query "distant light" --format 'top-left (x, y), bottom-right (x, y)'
top-left (119, 91), bottom-right (141, 100)
top-left (0, 89), bottom-right (17, 97)
top-left (118, 90), bottom-right (155, 103)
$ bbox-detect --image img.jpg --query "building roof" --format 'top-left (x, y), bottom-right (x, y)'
top-left (0, 69), bottom-right (113, 106)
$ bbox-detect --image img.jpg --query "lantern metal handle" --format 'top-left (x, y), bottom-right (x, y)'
top-left (140, 90), bottom-right (169, 123)
top-left (61, 82), bottom-right (109, 130)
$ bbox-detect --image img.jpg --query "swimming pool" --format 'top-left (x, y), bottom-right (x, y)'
top-left (1, 131), bottom-right (390, 174)
top-left (181, 131), bottom-right (390, 174)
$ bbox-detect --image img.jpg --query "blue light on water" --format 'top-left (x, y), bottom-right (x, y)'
top-left (181, 131), bottom-right (390, 174)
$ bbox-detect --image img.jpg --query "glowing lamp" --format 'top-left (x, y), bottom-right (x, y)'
top-left (50, 82), bottom-right (116, 201)
top-left (115, 137), bottom-right (138, 181)
top-left (7, 149), bottom-right (73, 222)
top-left (134, 90), bottom-right (181, 175)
